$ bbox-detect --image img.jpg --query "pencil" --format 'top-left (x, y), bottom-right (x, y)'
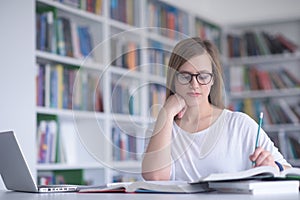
top-left (255, 112), bottom-right (264, 149)
top-left (253, 112), bottom-right (263, 166)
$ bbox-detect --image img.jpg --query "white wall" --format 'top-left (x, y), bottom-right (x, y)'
top-left (0, 0), bottom-right (36, 190)
top-left (162, 0), bottom-right (300, 26)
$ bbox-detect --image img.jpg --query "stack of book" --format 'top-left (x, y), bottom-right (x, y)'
top-left (78, 166), bottom-right (300, 195)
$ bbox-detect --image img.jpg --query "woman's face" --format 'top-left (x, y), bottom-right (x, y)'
top-left (174, 54), bottom-right (213, 107)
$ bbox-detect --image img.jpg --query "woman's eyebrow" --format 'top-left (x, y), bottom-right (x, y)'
top-left (178, 69), bottom-right (211, 73)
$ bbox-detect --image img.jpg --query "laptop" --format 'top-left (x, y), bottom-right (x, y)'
top-left (0, 130), bottom-right (80, 193)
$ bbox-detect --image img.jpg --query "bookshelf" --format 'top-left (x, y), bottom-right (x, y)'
top-left (224, 20), bottom-right (300, 166)
top-left (0, 0), bottom-right (222, 187)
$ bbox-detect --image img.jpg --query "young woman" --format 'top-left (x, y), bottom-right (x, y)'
top-left (142, 37), bottom-right (290, 181)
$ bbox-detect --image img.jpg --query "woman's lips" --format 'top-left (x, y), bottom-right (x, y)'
top-left (187, 92), bottom-right (201, 97)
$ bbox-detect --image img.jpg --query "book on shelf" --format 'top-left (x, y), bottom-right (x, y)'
top-left (111, 38), bottom-right (140, 70)
top-left (111, 76), bottom-right (140, 115)
top-left (78, 180), bottom-right (210, 193)
top-left (111, 125), bottom-right (144, 161)
top-left (292, 102), bottom-right (300, 120)
top-left (229, 66), bottom-right (300, 92)
top-left (208, 180), bottom-right (299, 195)
top-left (38, 169), bottom-right (85, 185)
top-left (195, 18), bottom-right (221, 51)
top-left (112, 173), bottom-right (141, 183)
top-left (278, 99), bottom-right (299, 124)
top-left (55, 0), bottom-right (104, 14)
top-left (230, 98), bottom-right (300, 125)
top-left (288, 137), bottom-right (299, 159)
top-left (149, 83), bottom-right (165, 118)
top-left (227, 31), bottom-right (299, 57)
top-left (229, 65), bottom-right (244, 92)
top-left (36, 114), bottom-right (59, 164)
top-left (37, 62), bottom-right (103, 112)
top-left (147, 0), bottom-right (189, 39)
top-left (36, 6), bottom-right (57, 54)
top-left (275, 33), bottom-right (298, 53)
top-left (36, 4), bottom-right (95, 60)
top-left (110, 0), bottom-right (137, 26)
top-left (61, 17), bottom-right (73, 57)
top-left (56, 17), bottom-right (66, 56)
top-left (148, 40), bottom-right (170, 76)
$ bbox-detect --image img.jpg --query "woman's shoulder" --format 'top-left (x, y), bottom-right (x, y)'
top-left (221, 109), bottom-right (259, 136)
top-left (222, 109), bottom-right (256, 124)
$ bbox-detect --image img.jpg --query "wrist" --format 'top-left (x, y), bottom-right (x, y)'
top-left (275, 161), bottom-right (284, 172)
top-left (162, 106), bottom-right (178, 119)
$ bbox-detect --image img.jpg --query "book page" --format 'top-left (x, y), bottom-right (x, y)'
top-left (126, 181), bottom-right (209, 193)
top-left (191, 166), bottom-right (279, 183)
top-left (281, 167), bottom-right (300, 179)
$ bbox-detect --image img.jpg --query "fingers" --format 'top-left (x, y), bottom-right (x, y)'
top-left (177, 106), bottom-right (187, 119)
top-left (174, 93), bottom-right (185, 108)
top-left (249, 146), bottom-right (262, 163)
top-left (164, 94), bottom-right (186, 118)
top-left (174, 94), bottom-right (186, 119)
top-left (249, 147), bottom-right (276, 167)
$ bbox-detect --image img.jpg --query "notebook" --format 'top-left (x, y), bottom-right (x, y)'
top-left (0, 130), bottom-right (80, 193)
top-left (208, 180), bottom-right (299, 195)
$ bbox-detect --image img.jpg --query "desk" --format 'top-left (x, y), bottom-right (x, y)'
top-left (0, 190), bottom-right (299, 200)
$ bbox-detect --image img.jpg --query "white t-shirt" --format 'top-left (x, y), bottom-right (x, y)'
top-left (145, 109), bottom-right (290, 182)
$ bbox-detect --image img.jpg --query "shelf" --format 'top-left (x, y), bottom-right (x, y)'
top-left (229, 88), bottom-right (300, 99)
top-left (263, 123), bottom-right (300, 132)
top-left (288, 159), bottom-right (300, 167)
top-left (36, 162), bottom-right (104, 170)
top-left (112, 161), bottom-right (141, 169)
top-left (36, 106), bottom-right (107, 120)
top-left (36, 106), bottom-right (150, 124)
top-left (36, 50), bottom-right (104, 71)
top-left (146, 32), bottom-right (178, 47)
top-left (37, 0), bottom-right (105, 23)
top-left (227, 52), bottom-right (300, 65)
top-left (109, 66), bottom-right (144, 80)
top-left (108, 18), bottom-right (138, 31)
top-left (109, 113), bottom-right (149, 124)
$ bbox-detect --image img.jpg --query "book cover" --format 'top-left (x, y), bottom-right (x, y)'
top-left (275, 33), bottom-right (298, 53)
top-left (61, 17), bottom-right (73, 57)
top-left (56, 18), bottom-right (66, 56)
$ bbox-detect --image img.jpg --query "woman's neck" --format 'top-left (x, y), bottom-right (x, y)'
top-left (181, 103), bottom-right (213, 123)
top-left (175, 103), bottom-right (224, 133)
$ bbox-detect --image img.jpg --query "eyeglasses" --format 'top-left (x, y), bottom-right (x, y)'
top-left (176, 72), bottom-right (213, 85)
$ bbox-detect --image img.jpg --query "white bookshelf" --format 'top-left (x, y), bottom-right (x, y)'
top-left (0, 0), bottom-right (224, 186)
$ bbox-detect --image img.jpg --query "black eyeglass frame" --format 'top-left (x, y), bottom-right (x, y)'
top-left (175, 72), bottom-right (213, 85)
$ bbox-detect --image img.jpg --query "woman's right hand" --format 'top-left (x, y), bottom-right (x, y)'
top-left (163, 94), bottom-right (187, 119)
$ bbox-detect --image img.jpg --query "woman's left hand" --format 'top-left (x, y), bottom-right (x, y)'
top-left (249, 147), bottom-right (277, 168)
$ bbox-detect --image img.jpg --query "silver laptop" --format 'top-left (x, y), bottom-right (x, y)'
top-left (0, 130), bottom-right (79, 193)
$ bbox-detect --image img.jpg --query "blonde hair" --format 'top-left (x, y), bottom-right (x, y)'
top-left (165, 37), bottom-right (225, 108)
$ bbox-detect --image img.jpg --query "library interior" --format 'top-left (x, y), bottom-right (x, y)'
top-left (1, 0), bottom-right (300, 196)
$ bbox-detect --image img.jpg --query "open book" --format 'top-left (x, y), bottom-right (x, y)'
top-left (78, 181), bottom-right (210, 193)
top-left (191, 166), bottom-right (300, 184)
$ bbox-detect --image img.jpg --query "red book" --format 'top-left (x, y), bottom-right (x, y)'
top-left (276, 34), bottom-right (298, 53)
